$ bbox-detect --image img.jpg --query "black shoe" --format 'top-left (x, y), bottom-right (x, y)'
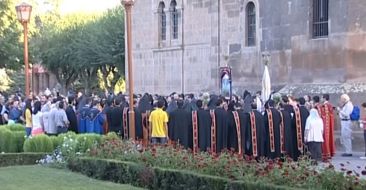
top-left (341, 153), bottom-right (353, 157)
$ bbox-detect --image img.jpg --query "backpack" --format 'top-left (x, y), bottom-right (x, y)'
top-left (350, 106), bottom-right (360, 121)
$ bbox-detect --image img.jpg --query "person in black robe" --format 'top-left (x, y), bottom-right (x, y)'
top-left (245, 103), bottom-right (266, 158)
top-left (298, 97), bottom-right (310, 156)
top-left (138, 93), bottom-right (153, 113)
top-left (66, 96), bottom-right (78, 133)
top-left (119, 95), bottom-right (129, 109)
top-left (212, 98), bottom-right (229, 153)
top-left (207, 95), bottom-right (218, 110)
top-left (195, 100), bottom-right (211, 151)
top-left (183, 94), bottom-right (198, 112)
top-left (125, 100), bottom-right (143, 140)
top-left (242, 90), bottom-right (252, 113)
top-left (166, 94), bottom-right (178, 115)
top-left (284, 96), bottom-right (307, 160)
top-left (107, 97), bottom-right (123, 135)
top-left (227, 101), bottom-right (238, 151)
top-left (137, 93), bottom-right (154, 145)
top-left (168, 100), bottom-right (192, 148)
top-left (264, 100), bottom-right (282, 159)
top-left (279, 103), bottom-right (295, 159)
top-left (101, 98), bottom-right (113, 134)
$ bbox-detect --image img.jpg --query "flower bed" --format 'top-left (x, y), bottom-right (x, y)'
top-left (86, 139), bottom-right (366, 190)
top-left (68, 157), bottom-right (295, 190)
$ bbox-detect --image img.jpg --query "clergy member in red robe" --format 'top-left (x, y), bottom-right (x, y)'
top-left (321, 94), bottom-right (336, 159)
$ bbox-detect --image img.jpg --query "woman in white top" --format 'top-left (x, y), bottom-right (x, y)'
top-left (304, 108), bottom-right (324, 162)
top-left (32, 101), bottom-right (44, 136)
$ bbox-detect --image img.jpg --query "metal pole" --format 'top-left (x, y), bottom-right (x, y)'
top-left (123, 2), bottom-right (135, 140)
top-left (23, 22), bottom-right (30, 97)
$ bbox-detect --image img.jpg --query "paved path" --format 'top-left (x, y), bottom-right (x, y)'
top-left (328, 152), bottom-right (366, 178)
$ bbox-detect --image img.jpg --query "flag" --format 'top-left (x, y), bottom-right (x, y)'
top-left (261, 65), bottom-right (271, 103)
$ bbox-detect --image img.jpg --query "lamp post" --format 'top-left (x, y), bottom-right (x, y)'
top-left (121, 0), bottom-right (135, 140)
top-left (15, 2), bottom-right (32, 97)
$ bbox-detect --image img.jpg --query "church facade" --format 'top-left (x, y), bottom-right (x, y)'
top-left (129, 0), bottom-right (366, 96)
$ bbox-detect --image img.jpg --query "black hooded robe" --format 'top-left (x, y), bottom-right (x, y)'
top-left (264, 108), bottom-right (282, 159)
top-left (280, 109), bottom-right (295, 159)
top-left (168, 108), bottom-right (192, 148)
top-left (196, 108), bottom-right (211, 151)
top-left (245, 110), bottom-right (266, 158)
top-left (212, 107), bottom-right (228, 153)
top-left (125, 108), bottom-right (143, 140)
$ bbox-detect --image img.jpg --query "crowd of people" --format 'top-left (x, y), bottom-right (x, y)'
top-left (0, 89), bottom-right (365, 161)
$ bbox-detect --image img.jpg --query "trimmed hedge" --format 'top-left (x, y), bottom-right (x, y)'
top-left (0, 153), bottom-right (47, 167)
top-left (0, 126), bottom-right (26, 153)
top-left (23, 135), bottom-right (54, 153)
top-left (68, 157), bottom-right (299, 190)
top-left (5, 124), bottom-right (25, 132)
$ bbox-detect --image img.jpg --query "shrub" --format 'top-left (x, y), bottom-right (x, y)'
top-left (5, 124), bottom-right (25, 132)
top-left (0, 153), bottom-right (47, 167)
top-left (76, 134), bottom-right (102, 153)
top-left (0, 127), bottom-right (16, 153)
top-left (49, 136), bottom-right (60, 150)
top-left (57, 131), bottom-right (77, 146)
top-left (68, 157), bottom-right (295, 190)
top-left (12, 131), bottom-right (26, 152)
top-left (23, 135), bottom-right (54, 153)
top-left (101, 132), bottom-right (120, 143)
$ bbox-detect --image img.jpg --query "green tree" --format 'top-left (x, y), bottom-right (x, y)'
top-left (0, 0), bottom-right (22, 70)
top-left (34, 7), bottom-right (125, 94)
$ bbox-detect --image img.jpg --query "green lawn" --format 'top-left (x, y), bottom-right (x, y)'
top-left (0, 165), bottom-right (144, 190)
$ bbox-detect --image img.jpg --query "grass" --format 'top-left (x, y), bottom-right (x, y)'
top-left (0, 165), bottom-right (144, 190)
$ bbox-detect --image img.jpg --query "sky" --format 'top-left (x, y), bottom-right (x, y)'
top-left (36, 0), bottom-right (120, 14)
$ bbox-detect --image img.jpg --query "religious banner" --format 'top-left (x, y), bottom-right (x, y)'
top-left (219, 66), bottom-right (232, 99)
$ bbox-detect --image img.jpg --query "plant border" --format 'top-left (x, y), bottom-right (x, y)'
top-left (0, 153), bottom-right (47, 167)
top-left (68, 157), bottom-right (301, 190)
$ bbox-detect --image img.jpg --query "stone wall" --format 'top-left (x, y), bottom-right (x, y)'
top-left (130, 0), bottom-right (366, 96)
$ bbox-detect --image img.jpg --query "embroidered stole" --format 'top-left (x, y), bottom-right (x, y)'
top-left (294, 107), bottom-right (303, 153)
top-left (267, 109), bottom-right (275, 153)
top-left (232, 111), bottom-right (242, 155)
top-left (142, 111), bottom-right (151, 146)
top-left (210, 110), bottom-right (217, 155)
top-left (192, 111), bottom-right (199, 153)
top-left (122, 107), bottom-right (129, 139)
top-left (249, 112), bottom-right (258, 157)
top-left (279, 112), bottom-right (286, 154)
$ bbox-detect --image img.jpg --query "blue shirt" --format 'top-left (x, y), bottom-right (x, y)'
top-left (9, 107), bottom-right (22, 121)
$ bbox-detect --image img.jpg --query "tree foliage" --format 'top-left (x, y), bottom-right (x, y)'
top-left (0, 0), bottom-right (22, 70)
top-left (33, 7), bottom-right (125, 94)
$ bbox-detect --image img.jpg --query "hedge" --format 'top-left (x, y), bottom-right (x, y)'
top-left (23, 135), bottom-right (54, 153)
top-left (0, 125), bottom-right (25, 153)
top-left (0, 153), bottom-right (47, 167)
top-left (4, 124), bottom-right (25, 132)
top-left (68, 157), bottom-right (299, 190)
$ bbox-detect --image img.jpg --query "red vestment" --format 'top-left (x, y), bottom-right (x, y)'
top-left (320, 102), bottom-right (336, 158)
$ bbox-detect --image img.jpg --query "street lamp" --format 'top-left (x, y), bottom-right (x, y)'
top-left (15, 2), bottom-right (32, 97)
top-left (121, 0), bottom-right (135, 140)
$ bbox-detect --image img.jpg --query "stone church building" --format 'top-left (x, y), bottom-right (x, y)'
top-left (129, 0), bottom-right (366, 97)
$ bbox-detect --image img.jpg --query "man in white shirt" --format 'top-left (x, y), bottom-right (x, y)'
top-left (337, 94), bottom-right (354, 157)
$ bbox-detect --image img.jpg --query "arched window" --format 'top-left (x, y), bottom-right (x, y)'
top-left (246, 2), bottom-right (256, 46)
top-left (313, 0), bottom-right (329, 38)
top-left (158, 2), bottom-right (166, 41)
top-left (170, 0), bottom-right (178, 39)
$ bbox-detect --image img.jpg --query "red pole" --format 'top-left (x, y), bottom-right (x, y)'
top-left (123, 1), bottom-right (135, 140)
top-left (23, 22), bottom-right (30, 97)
